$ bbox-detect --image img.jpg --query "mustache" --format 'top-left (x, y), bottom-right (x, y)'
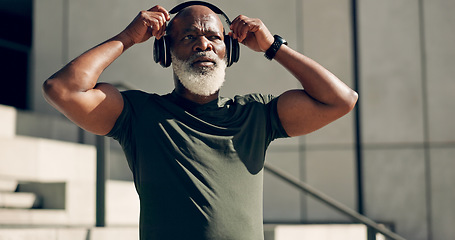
top-left (187, 51), bottom-right (225, 65)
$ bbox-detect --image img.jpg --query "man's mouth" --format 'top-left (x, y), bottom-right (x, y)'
top-left (192, 56), bottom-right (216, 68)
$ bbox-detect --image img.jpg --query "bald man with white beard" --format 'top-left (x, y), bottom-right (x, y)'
top-left (43, 2), bottom-right (357, 239)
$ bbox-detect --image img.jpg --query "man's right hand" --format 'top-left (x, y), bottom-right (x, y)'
top-left (120, 5), bottom-right (170, 47)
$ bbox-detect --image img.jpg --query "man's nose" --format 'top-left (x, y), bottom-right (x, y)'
top-left (193, 36), bottom-right (213, 52)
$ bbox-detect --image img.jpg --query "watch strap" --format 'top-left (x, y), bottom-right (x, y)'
top-left (264, 35), bottom-right (288, 60)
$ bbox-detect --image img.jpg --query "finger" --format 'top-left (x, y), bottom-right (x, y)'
top-left (149, 5), bottom-right (170, 21)
top-left (233, 18), bottom-right (251, 42)
top-left (230, 15), bottom-right (244, 40)
top-left (238, 21), bottom-right (251, 42)
top-left (231, 20), bottom-right (242, 40)
top-left (149, 21), bottom-right (161, 37)
top-left (148, 12), bottom-right (166, 37)
top-left (229, 15), bottom-right (239, 30)
top-left (157, 22), bottom-right (167, 39)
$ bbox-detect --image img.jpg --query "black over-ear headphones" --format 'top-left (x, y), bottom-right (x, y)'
top-left (153, 1), bottom-right (240, 68)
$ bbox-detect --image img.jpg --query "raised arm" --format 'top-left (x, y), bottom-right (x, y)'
top-left (42, 6), bottom-right (170, 135)
top-left (273, 45), bottom-right (358, 136)
top-left (230, 15), bottom-right (358, 137)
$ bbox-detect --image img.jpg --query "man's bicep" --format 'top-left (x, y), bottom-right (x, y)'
top-left (59, 83), bottom-right (124, 136)
top-left (277, 89), bottom-right (338, 137)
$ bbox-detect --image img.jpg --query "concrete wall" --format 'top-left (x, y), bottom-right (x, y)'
top-left (27, 0), bottom-right (455, 240)
top-left (358, 1), bottom-right (455, 240)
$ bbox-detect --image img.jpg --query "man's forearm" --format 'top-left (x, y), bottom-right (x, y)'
top-left (273, 45), bottom-right (357, 109)
top-left (45, 33), bottom-right (132, 94)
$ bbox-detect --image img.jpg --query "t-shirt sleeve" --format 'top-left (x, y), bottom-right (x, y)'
top-left (105, 90), bottom-right (150, 152)
top-left (105, 91), bottom-right (132, 145)
top-left (243, 93), bottom-right (290, 142)
top-left (266, 95), bottom-right (290, 140)
top-left (105, 90), bottom-right (151, 173)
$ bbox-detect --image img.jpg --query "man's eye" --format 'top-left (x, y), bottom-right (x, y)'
top-left (209, 36), bottom-right (222, 41)
top-left (183, 35), bottom-right (194, 40)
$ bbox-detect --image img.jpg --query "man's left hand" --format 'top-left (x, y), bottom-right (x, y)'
top-left (229, 15), bottom-right (274, 52)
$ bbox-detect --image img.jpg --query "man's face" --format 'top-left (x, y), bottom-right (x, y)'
top-left (168, 6), bottom-right (228, 96)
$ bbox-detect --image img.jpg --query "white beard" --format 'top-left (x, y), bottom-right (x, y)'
top-left (171, 51), bottom-right (227, 97)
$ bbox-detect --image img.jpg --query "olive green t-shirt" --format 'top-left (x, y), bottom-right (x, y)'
top-left (107, 90), bottom-right (288, 240)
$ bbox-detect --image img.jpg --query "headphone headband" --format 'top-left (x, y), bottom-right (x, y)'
top-left (169, 1), bottom-right (232, 25)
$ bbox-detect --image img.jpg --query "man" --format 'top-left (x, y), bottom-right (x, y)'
top-left (43, 2), bottom-right (357, 239)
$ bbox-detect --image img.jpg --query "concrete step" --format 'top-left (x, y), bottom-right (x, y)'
top-left (0, 103), bottom-right (82, 142)
top-left (0, 209), bottom-right (67, 226)
top-left (0, 179), bottom-right (18, 192)
top-left (0, 192), bottom-right (39, 209)
top-left (0, 135), bottom-right (95, 182)
top-left (106, 180), bottom-right (139, 226)
top-left (16, 107), bottom-right (82, 143)
top-left (0, 227), bottom-right (88, 240)
top-left (0, 180), bottom-right (139, 227)
top-left (0, 227), bottom-right (138, 240)
top-left (89, 227), bottom-right (138, 240)
top-left (0, 224), bottom-right (386, 240)
top-left (0, 105), bottom-right (137, 227)
top-left (0, 135), bottom-right (96, 226)
top-left (264, 224), bottom-right (386, 240)
top-left (0, 104), bottom-right (16, 138)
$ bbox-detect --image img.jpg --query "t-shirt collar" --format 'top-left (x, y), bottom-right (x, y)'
top-left (170, 90), bottom-right (221, 112)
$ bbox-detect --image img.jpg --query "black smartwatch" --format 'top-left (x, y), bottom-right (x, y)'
top-left (264, 35), bottom-right (288, 60)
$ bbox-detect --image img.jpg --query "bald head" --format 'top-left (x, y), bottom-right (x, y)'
top-left (166, 5), bottom-right (225, 37)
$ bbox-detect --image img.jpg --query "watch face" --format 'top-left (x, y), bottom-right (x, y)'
top-left (275, 35), bottom-right (287, 45)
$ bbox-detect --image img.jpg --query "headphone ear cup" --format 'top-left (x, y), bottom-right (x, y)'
top-left (153, 36), bottom-right (171, 68)
top-left (231, 38), bottom-right (239, 65)
top-left (224, 35), bottom-right (231, 67)
top-left (224, 35), bottom-right (239, 67)
top-left (153, 37), bottom-right (163, 65)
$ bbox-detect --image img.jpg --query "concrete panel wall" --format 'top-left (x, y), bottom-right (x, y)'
top-left (359, 0), bottom-right (455, 239)
top-left (423, 1), bottom-right (455, 143)
top-left (358, 0), bottom-right (427, 238)
top-left (430, 148), bottom-right (455, 240)
top-left (359, 0), bottom-right (424, 144)
top-left (32, 0), bottom-right (65, 115)
top-left (299, 0), bottom-right (357, 224)
top-left (422, 2), bottom-right (455, 240)
top-left (264, 148), bottom-right (302, 222)
top-left (363, 148), bottom-right (428, 240)
top-left (304, 149), bottom-right (356, 222)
